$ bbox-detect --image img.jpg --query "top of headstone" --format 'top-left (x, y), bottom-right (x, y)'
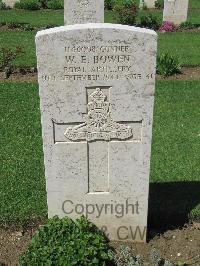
top-left (64, 0), bottom-right (104, 25)
top-left (36, 23), bottom-right (157, 38)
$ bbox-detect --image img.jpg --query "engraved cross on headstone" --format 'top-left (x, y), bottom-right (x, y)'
top-left (54, 87), bottom-right (142, 193)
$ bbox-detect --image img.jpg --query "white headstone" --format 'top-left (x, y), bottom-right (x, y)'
top-left (64, 0), bottom-right (104, 25)
top-left (36, 23), bottom-right (157, 242)
top-left (163, 0), bottom-right (189, 24)
top-left (2, 0), bottom-right (18, 7)
top-left (140, 0), bottom-right (156, 8)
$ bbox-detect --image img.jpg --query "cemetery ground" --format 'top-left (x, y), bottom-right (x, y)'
top-left (1, 80), bottom-right (200, 263)
top-left (0, 8), bottom-right (200, 80)
top-left (0, 4), bottom-right (200, 266)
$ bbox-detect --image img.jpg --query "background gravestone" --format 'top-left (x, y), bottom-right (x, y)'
top-left (36, 24), bottom-right (157, 242)
top-left (140, 0), bottom-right (156, 8)
top-left (163, 0), bottom-right (189, 24)
top-left (64, 0), bottom-right (104, 25)
top-left (2, 0), bottom-right (18, 7)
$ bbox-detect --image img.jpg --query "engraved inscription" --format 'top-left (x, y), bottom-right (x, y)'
top-left (40, 44), bottom-right (155, 82)
top-left (64, 0), bottom-right (104, 25)
top-left (72, 11), bottom-right (97, 23)
top-left (78, 0), bottom-right (90, 7)
top-left (72, 0), bottom-right (97, 24)
top-left (64, 88), bottom-right (133, 142)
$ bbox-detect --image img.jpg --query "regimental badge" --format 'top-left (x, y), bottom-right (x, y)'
top-left (64, 88), bottom-right (133, 142)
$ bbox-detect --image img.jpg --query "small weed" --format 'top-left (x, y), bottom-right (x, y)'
top-left (0, 46), bottom-right (24, 78)
top-left (113, 246), bottom-right (176, 266)
top-left (157, 53), bottom-right (182, 77)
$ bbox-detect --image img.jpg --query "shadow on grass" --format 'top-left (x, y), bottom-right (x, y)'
top-left (148, 181), bottom-right (200, 235)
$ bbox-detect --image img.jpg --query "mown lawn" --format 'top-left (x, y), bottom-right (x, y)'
top-left (0, 30), bottom-right (199, 67)
top-left (186, 0), bottom-right (200, 9)
top-left (0, 82), bottom-right (47, 224)
top-left (0, 7), bottom-right (200, 27)
top-left (0, 7), bottom-right (200, 68)
top-left (150, 80), bottom-right (200, 223)
top-left (158, 32), bottom-right (200, 65)
top-left (0, 9), bottom-right (64, 27)
top-left (0, 31), bottom-right (36, 67)
top-left (0, 81), bottom-right (199, 225)
top-left (0, 10), bottom-right (114, 27)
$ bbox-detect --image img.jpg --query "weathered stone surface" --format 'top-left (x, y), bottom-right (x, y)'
top-left (64, 0), bottom-right (104, 25)
top-left (140, 0), bottom-right (156, 8)
top-left (2, 0), bottom-right (18, 7)
top-left (163, 0), bottom-right (189, 24)
top-left (36, 23), bottom-right (157, 242)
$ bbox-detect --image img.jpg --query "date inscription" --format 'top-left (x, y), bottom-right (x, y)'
top-left (41, 45), bottom-right (155, 82)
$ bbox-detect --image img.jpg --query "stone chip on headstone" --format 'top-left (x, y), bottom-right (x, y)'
top-left (64, 0), bottom-right (104, 25)
top-left (36, 23), bottom-right (157, 242)
top-left (163, 0), bottom-right (189, 25)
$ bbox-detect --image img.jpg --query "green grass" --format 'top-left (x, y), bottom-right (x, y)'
top-left (152, 81), bottom-right (200, 183)
top-left (188, 11), bottom-right (200, 24)
top-left (158, 32), bottom-right (200, 65)
top-left (0, 8), bottom-right (199, 68)
top-left (0, 10), bottom-right (114, 27)
top-left (0, 81), bottom-right (200, 224)
top-left (0, 8), bottom-right (199, 27)
top-left (189, 0), bottom-right (200, 9)
top-left (0, 31), bottom-right (36, 67)
top-left (150, 80), bottom-right (200, 224)
top-left (0, 5), bottom-right (200, 226)
top-left (0, 82), bottom-right (47, 224)
top-left (0, 31), bottom-right (199, 67)
top-left (0, 10), bottom-right (64, 27)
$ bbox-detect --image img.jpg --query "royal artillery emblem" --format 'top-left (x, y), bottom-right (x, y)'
top-left (64, 88), bottom-right (133, 142)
